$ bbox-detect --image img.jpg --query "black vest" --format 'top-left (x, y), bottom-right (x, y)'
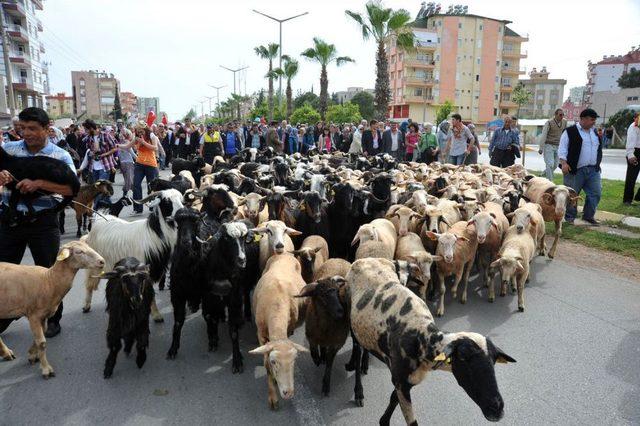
top-left (565, 125), bottom-right (602, 175)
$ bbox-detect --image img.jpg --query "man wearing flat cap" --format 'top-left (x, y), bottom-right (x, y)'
top-left (558, 108), bottom-right (603, 225)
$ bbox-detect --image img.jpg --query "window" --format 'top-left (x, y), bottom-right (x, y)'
top-left (455, 90), bottom-right (460, 99)
top-left (477, 39), bottom-right (482, 49)
top-left (495, 94), bottom-right (499, 101)
top-left (396, 88), bottom-right (402, 97)
top-left (435, 54), bottom-right (440, 61)
top-left (498, 26), bottom-right (502, 33)
top-left (414, 88), bottom-right (423, 96)
top-left (390, 72), bottom-right (395, 80)
top-left (79, 79), bottom-right (85, 87)
top-left (494, 108), bottom-right (498, 115)
top-left (479, 24), bottom-right (483, 30)
top-left (475, 75), bottom-right (479, 82)
top-left (391, 56), bottom-right (395, 64)
top-left (474, 95), bottom-right (479, 100)
top-left (458, 22), bottom-right (462, 29)
top-left (458, 38), bottom-right (462, 47)
top-left (495, 76), bottom-right (499, 83)
top-left (397, 71), bottom-right (403, 79)
top-left (477, 58), bottom-right (481, 65)
top-left (457, 56), bottom-right (461, 63)
top-left (398, 53), bottom-right (403, 61)
top-left (496, 60), bottom-right (500, 66)
top-left (456, 72), bottom-right (460, 81)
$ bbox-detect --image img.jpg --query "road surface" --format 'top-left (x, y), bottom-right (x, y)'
top-left (1, 175), bottom-right (639, 426)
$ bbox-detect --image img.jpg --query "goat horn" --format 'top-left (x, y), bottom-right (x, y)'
top-left (134, 192), bottom-right (161, 204)
top-left (196, 235), bottom-right (213, 244)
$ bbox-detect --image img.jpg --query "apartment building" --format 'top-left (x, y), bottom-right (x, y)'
top-left (0, 0), bottom-right (49, 121)
top-left (335, 87), bottom-right (374, 104)
top-left (71, 70), bottom-right (120, 120)
top-left (518, 67), bottom-right (566, 119)
top-left (120, 91), bottom-right (137, 116)
top-left (387, 10), bottom-right (527, 125)
top-left (136, 97), bottom-right (160, 118)
top-left (45, 92), bottom-right (73, 119)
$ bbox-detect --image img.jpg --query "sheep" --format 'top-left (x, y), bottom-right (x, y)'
top-left (345, 257), bottom-right (516, 424)
top-left (178, 170), bottom-right (196, 189)
top-left (0, 241), bottom-right (105, 378)
top-left (510, 202), bottom-right (546, 257)
top-left (82, 189), bottom-right (184, 321)
top-left (171, 156), bottom-right (206, 187)
top-left (291, 235), bottom-right (329, 283)
top-left (296, 276), bottom-right (349, 396)
top-left (0, 145), bottom-right (80, 226)
top-left (249, 253), bottom-right (309, 410)
top-left (149, 175), bottom-right (192, 195)
top-left (395, 232), bottom-right (442, 301)
top-left (468, 201), bottom-right (510, 292)
top-left (314, 258), bottom-right (351, 281)
top-left (425, 220), bottom-right (478, 317)
top-left (351, 218), bottom-right (397, 259)
top-left (421, 199), bottom-right (462, 234)
top-left (101, 257), bottom-right (154, 378)
top-left (237, 192), bottom-right (268, 226)
top-left (385, 205), bottom-right (422, 237)
top-left (523, 177), bottom-right (579, 258)
top-left (489, 224), bottom-right (536, 312)
top-left (59, 179), bottom-right (114, 237)
top-left (254, 220), bottom-right (301, 271)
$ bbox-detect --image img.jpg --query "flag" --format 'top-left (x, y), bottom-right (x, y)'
top-left (146, 110), bottom-right (156, 127)
top-left (162, 113), bottom-right (168, 126)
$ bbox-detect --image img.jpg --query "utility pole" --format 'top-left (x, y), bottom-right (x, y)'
top-left (0, 5), bottom-right (16, 117)
top-left (252, 10), bottom-right (308, 98)
top-left (208, 84), bottom-right (226, 117)
top-left (205, 96), bottom-right (215, 117)
top-left (220, 66), bottom-right (248, 119)
top-left (199, 100), bottom-right (206, 121)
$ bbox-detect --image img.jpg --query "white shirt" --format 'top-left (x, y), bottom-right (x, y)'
top-left (558, 123), bottom-right (599, 169)
top-left (391, 131), bottom-right (399, 151)
top-left (626, 122), bottom-right (640, 159)
top-left (91, 135), bottom-right (104, 170)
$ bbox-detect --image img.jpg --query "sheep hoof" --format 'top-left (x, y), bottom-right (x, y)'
top-left (269, 400), bottom-right (279, 411)
top-left (82, 306), bottom-right (91, 313)
top-left (28, 356), bottom-right (39, 365)
top-left (547, 253), bottom-right (555, 260)
top-left (166, 349), bottom-right (178, 360)
top-left (104, 370), bottom-right (113, 379)
top-left (42, 369), bottom-right (55, 379)
top-left (518, 306), bottom-right (525, 312)
top-left (2, 350), bottom-right (15, 361)
top-left (436, 311), bottom-right (444, 317)
top-left (488, 297), bottom-right (495, 303)
top-left (354, 397), bottom-right (364, 407)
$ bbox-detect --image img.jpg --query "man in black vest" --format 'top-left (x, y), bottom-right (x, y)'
top-left (558, 108), bottom-right (602, 225)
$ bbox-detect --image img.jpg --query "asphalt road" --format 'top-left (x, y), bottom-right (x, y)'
top-left (1, 175), bottom-right (639, 425)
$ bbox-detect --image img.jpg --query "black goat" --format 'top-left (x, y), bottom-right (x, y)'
top-left (171, 156), bottom-right (206, 187)
top-left (294, 191), bottom-right (330, 244)
top-left (102, 257), bottom-right (154, 379)
top-left (0, 146), bottom-right (80, 225)
top-left (149, 176), bottom-right (192, 195)
top-left (328, 183), bottom-right (357, 259)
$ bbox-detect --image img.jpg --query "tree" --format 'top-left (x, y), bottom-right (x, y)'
top-left (294, 91), bottom-right (319, 110)
top-left (254, 43), bottom-right (280, 122)
top-left (273, 55), bottom-right (300, 120)
top-left (607, 108), bottom-right (636, 136)
top-left (326, 102), bottom-right (362, 124)
top-left (184, 108), bottom-right (197, 121)
top-left (350, 91), bottom-right (375, 120)
top-left (435, 100), bottom-right (454, 125)
top-left (346, 1), bottom-right (415, 119)
top-left (512, 82), bottom-right (533, 119)
top-left (301, 37), bottom-right (354, 120)
top-left (618, 67), bottom-right (640, 88)
top-left (111, 83), bottom-right (122, 121)
top-left (289, 104), bottom-right (321, 125)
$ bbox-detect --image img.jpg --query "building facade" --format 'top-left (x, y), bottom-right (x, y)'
top-left (120, 91), bottom-right (137, 116)
top-left (518, 67), bottom-right (566, 119)
top-left (45, 92), bottom-right (73, 119)
top-left (335, 87), bottom-right (375, 104)
top-left (569, 86), bottom-right (586, 104)
top-left (388, 10), bottom-right (527, 124)
top-left (0, 0), bottom-right (49, 122)
top-left (71, 70), bottom-right (120, 120)
top-left (136, 97), bottom-right (160, 118)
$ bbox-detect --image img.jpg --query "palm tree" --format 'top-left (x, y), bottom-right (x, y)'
top-left (273, 55), bottom-right (300, 120)
top-left (254, 43), bottom-right (280, 122)
top-left (301, 37), bottom-right (354, 120)
top-left (346, 1), bottom-right (415, 119)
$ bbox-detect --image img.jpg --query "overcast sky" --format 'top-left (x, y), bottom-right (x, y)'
top-left (41, 0), bottom-right (640, 120)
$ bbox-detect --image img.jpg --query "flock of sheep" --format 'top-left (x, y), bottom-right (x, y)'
top-left (0, 148), bottom-right (581, 425)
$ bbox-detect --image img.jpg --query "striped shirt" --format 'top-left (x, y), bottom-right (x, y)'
top-left (83, 132), bottom-right (117, 170)
top-left (1, 140), bottom-right (76, 213)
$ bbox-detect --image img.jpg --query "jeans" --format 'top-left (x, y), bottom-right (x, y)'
top-left (0, 211), bottom-right (62, 325)
top-left (133, 163), bottom-right (159, 213)
top-left (92, 169), bottom-right (111, 208)
top-left (563, 166), bottom-right (602, 221)
top-left (543, 145), bottom-right (559, 180)
top-left (449, 153), bottom-right (466, 165)
top-left (623, 148), bottom-right (640, 203)
top-left (120, 162), bottom-right (135, 195)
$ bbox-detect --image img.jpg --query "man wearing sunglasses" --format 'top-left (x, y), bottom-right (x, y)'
top-left (539, 108), bottom-right (567, 180)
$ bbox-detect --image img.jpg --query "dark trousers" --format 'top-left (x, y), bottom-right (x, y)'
top-left (0, 211), bottom-right (62, 324)
top-left (133, 163), bottom-right (159, 213)
top-left (623, 148), bottom-right (640, 203)
top-left (490, 148), bottom-right (515, 168)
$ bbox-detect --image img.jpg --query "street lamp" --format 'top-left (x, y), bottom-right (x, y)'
top-left (252, 9), bottom-right (309, 98)
top-left (208, 84), bottom-right (226, 117)
top-left (204, 96), bottom-right (215, 117)
top-left (220, 66), bottom-right (249, 119)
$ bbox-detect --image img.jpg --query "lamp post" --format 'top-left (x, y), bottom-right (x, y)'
top-left (252, 10), bottom-right (308, 98)
top-left (204, 96), bottom-right (215, 117)
top-left (208, 84), bottom-right (226, 117)
top-left (220, 66), bottom-right (248, 119)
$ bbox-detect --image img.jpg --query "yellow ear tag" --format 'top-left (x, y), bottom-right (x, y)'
top-left (56, 248), bottom-right (70, 262)
top-left (254, 234), bottom-right (263, 242)
top-left (433, 353), bottom-right (446, 362)
top-left (299, 204), bottom-right (306, 211)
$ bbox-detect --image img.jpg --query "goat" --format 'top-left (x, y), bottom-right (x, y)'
top-left (291, 235), bottom-right (329, 283)
top-left (101, 257), bottom-right (154, 378)
top-left (0, 241), bottom-right (105, 378)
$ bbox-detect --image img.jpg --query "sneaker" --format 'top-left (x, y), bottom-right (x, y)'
top-left (44, 322), bottom-right (61, 338)
top-left (583, 217), bottom-right (600, 226)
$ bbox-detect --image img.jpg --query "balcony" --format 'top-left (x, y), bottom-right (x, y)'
top-left (502, 49), bottom-right (527, 59)
top-left (403, 94), bottom-right (434, 104)
top-left (403, 76), bottom-right (435, 87)
top-left (404, 58), bottom-right (436, 69)
top-left (499, 100), bottom-right (517, 108)
top-left (500, 85), bottom-right (514, 92)
top-left (33, 0), bottom-right (43, 10)
top-left (13, 77), bottom-right (35, 92)
top-left (504, 33), bottom-right (529, 42)
top-left (3, 2), bottom-right (26, 17)
top-left (501, 67), bottom-right (526, 75)
top-left (36, 18), bottom-right (42, 31)
top-left (416, 41), bottom-right (437, 51)
top-left (9, 51), bottom-right (31, 65)
top-left (39, 43), bottom-right (45, 53)
top-left (6, 26), bottom-right (29, 42)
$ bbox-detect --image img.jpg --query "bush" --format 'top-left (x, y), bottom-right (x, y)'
top-left (435, 100), bottom-right (454, 125)
top-left (350, 91), bottom-right (375, 120)
top-left (607, 108), bottom-right (637, 136)
top-left (325, 102), bottom-right (362, 124)
top-left (290, 104), bottom-right (321, 125)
